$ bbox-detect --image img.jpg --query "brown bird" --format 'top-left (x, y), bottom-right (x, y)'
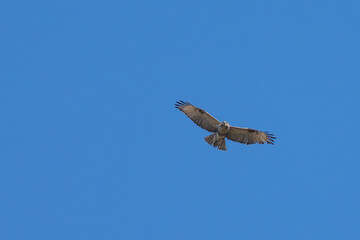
top-left (175, 100), bottom-right (276, 151)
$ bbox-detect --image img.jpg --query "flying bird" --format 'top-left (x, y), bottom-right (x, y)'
top-left (175, 100), bottom-right (276, 151)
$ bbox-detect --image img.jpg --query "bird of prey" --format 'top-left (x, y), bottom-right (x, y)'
top-left (175, 100), bottom-right (276, 151)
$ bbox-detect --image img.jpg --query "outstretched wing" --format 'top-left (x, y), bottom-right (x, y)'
top-left (175, 100), bottom-right (220, 132)
top-left (226, 126), bottom-right (276, 145)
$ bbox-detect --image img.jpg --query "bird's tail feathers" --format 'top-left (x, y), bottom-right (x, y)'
top-left (204, 133), bottom-right (227, 151)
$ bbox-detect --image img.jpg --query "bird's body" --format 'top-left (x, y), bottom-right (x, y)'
top-left (175, 100), bottom-right (276, 151)
top-left (217, 121), bottom-right (230, 135)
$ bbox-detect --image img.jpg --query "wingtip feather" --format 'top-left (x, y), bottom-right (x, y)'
top-left (174, 100), bottom-right (191, 109)
top-left (263, 131), bottom-right (276, 144)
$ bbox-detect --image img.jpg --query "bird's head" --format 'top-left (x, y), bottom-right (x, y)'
top-left (222, 121), bottom-right (230, 127)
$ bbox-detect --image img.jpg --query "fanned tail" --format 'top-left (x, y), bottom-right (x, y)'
top-left (204, 133), bottom-right (227, 151)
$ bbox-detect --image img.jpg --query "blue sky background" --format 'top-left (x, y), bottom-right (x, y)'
top-left (1, 0), bottom-right (360, 239)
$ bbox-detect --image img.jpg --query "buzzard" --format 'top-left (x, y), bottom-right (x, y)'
top-left (175, 100), bottom-right (276, 151)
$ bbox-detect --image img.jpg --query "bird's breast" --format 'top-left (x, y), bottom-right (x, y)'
top-left (217, 125), bottom-right (230, 135)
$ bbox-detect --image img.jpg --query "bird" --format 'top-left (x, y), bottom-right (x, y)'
top-left (175, 100), bottom-right (276, 151)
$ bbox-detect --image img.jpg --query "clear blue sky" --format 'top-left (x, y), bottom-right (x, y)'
top-left (1, 0), bottom-right (360, 239)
